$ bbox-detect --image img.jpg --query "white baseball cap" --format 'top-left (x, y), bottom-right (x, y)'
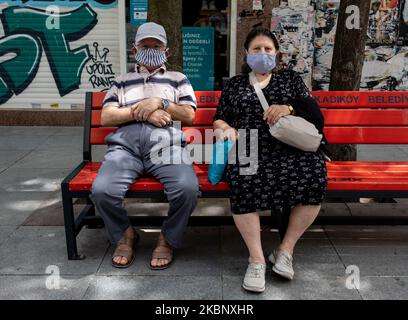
top-left (135, 22), bottom-right (167, 46)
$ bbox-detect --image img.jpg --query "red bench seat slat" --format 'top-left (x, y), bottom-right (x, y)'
top-left (69, 162), bottom-right (408, 192)
top-left (69, 163), bottom-right (229, 192)
top-left (327, 180), bottom-right (408, 191)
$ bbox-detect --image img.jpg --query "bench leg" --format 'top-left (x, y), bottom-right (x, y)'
top-left (62, 188), bottom-right (85, 260)
top-left (85, 198), bottom-right (105, 229)
top-left (275, 205), bottom-right (291, 242)
top-left (86, 198), bottom-right (95, 216)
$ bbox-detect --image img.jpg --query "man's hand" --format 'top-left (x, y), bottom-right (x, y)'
top-left (132, 98), bottom-right (162, 121)
top-left (263, 104), bottom-right (291, 125)
top-left (147, 109), bottom-right (172, 127)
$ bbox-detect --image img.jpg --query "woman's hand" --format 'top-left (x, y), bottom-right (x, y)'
top-left (215, 126), bottom-right (240, 142)
top-left (263, 104), bottom-right (291, 125)
top-left (213, 120), bottom-right (240, 142)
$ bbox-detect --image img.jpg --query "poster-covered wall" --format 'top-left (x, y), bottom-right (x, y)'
top-left (0, 0), bottom-right (121, 109)
top-left (312, 0), bottom-right (339, 90)
top-left (362, 0), bottom-right (407, 91)
top-left (271, 0), bottom-right (407, 91)
top-left (271, 4), bottom-right (315, 88)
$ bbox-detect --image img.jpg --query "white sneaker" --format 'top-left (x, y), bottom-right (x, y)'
top-left (269, 250), bottom-right (294, 280)
top-left (242, 262), bottom-right (266, 293)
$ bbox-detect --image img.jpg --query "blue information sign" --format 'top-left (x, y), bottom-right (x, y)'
top-left (182, 27), bottom-right (215, 91)
top-left (130, 0), bottom-right (148, 27)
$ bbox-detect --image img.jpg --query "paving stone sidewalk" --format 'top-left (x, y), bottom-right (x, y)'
top-left (0, 126), bottom-right (407, 300)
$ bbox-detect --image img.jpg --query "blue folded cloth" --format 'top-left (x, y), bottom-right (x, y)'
top-left (208, 139), bottom-right (234, 185)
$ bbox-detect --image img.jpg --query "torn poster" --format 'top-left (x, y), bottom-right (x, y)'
top-left (271, 4), bottom-right (315, 88)
top-left (312, 0), bottom-right (340, 90)
top-left (361, 46), bottom-right (408, 91)
top-left (367, 0), bottom-right (400, 46)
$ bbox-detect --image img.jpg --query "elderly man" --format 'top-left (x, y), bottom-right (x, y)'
top-left (90, 22), bottom-right (200, 269)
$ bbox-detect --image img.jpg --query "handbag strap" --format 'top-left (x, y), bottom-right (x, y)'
top-left (249, 71), bottom-right (270, 112)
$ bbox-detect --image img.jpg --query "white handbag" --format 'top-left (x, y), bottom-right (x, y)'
top-left (249, 72), bottom-right (322, 152)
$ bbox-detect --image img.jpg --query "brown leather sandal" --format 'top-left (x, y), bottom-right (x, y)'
top-left (150, 236), bottom-right (173, 270)
top-left (111, 229), bottom-right (140, 269)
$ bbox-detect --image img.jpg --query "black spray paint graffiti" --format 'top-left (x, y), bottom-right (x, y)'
top-left (86, 42), bottom-right (115, 91)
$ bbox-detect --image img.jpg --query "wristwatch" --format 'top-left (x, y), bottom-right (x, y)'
top-left (287, 104), bottom-right (294, 115)
top-left (161, 98), bottom-right (170, 111)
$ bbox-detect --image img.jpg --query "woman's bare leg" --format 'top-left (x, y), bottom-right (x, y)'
top-left (278, 204), bottom-right (321, 255)
top-left (233, 212), bottom-right (265, 264)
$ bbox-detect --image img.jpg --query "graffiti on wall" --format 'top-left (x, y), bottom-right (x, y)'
top-left (2, 0), bottom-right (117, 8)
top-left (0, 4), bottom-right (98, 104)
top-left (86, 42), bottom-right (115, 91)
top-left (0, 0), bottom-right (119, 108)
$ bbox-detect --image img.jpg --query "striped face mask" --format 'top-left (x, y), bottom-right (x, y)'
top-left (135, 48), bottom-right (167, 68)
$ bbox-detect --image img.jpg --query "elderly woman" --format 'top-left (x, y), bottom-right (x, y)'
top-left (213, 28), bottom-right (328, 293)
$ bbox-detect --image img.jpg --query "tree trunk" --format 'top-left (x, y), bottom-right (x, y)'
top-left (148, 0), bottom-right (183, 72)
top-left (328, 0), bottom-right (371, 161)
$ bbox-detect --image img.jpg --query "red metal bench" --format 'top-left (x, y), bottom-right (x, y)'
top-left (61, 91), bottom-right (408, 260)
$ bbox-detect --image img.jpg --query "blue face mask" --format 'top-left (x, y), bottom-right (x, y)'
top-left (246, 52), bottom-right (276, 74)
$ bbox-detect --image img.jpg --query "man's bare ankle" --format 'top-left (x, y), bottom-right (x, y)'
top-left (123, 226), bottom-right (135, 239)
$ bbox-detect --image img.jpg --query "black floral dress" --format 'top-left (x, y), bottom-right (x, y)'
top-left (213, 70), bottom-right (328, 214)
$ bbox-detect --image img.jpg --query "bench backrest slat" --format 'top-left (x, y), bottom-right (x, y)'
top-left (91, 109), bottom-right (408, 127)
top-left (314, 91), bottom-right (408, 108)
top-left (324, 127), bottom-right (408, 144)
top-left (91, 108), bottom-right (218, 126)
top-left (322, 109), bottom-right (408, 126)
top-left (91, 91), bottom-right (408, 109)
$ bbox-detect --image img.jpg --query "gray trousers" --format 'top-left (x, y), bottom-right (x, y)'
top-left (90, 122), bottom-right (200, 248)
